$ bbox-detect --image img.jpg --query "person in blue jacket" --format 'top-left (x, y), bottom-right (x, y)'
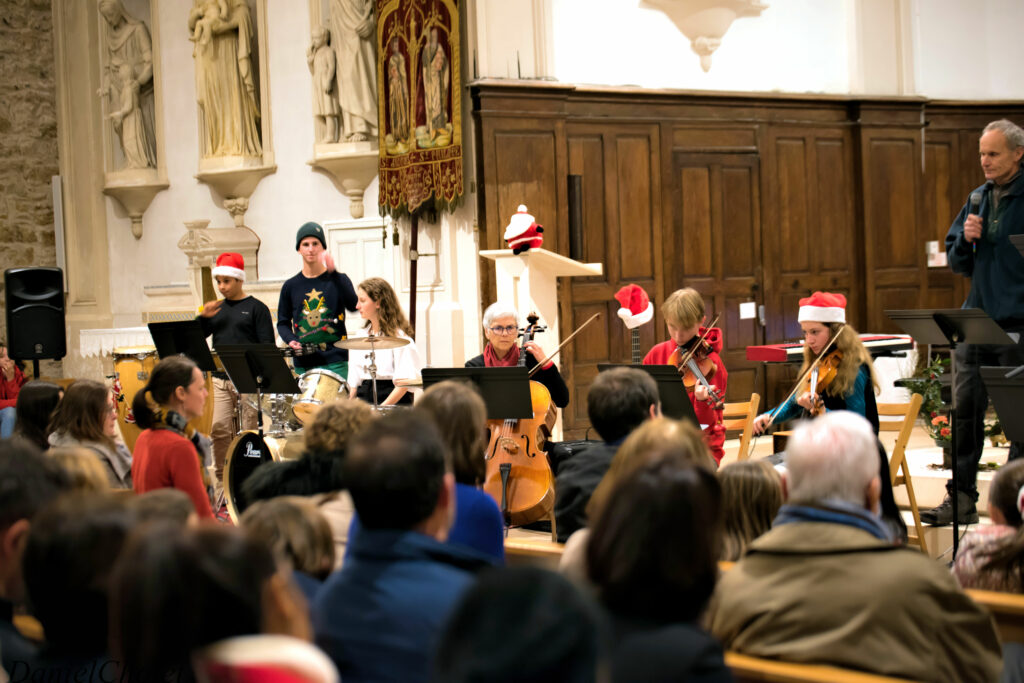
top-left (924, 119), bottom-right (1024, 527)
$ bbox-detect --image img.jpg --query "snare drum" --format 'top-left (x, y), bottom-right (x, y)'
top-left (222, 430), bottom-right (305, 522)
top-left (112, 345), bottom-right (158, 452)
top-left (112, 345), bottom-right (214, 451)
top-left (292, 368), bottom-right (349, 425)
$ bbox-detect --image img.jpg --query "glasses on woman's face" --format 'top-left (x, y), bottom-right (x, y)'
top-left (489, 325), bottom-right (519, 336)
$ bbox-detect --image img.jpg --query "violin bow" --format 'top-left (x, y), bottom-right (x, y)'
top-left (744, 323), bottom-right (847, 459)
top-left (528, 312), bottom-right (601, 376)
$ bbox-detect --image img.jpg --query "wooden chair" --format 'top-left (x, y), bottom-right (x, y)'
top-left (966, 588), bottom-right (1024, 644)
top-left (726, 652), bottom-right (915, 682)
top-left (503, 527), bottom-right (564, 570)
top-left (724, 393), bottom-right (760, 462)
top-left (877, 393), bottom-right (927, 554)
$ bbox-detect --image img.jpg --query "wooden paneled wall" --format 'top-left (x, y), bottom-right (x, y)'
top-left (471, 81), bottom-right (1024, 438)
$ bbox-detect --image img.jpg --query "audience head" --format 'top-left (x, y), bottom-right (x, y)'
top-left (241, 497), bottom-right (335, 581)
top-left (343, 410), bottom-right (454, 539)
top-left (241, 459), bottom-right (322, 508)
top-left (587, 417), bottom-right (712, 520)
top-left (303, 399), bottom-right (377, 457)
top-left (784, 411), bottom-right (880, 511)
top-left (111, 525), bottom-right (309, 681)
top-left (14, 380), bottom-right (63, 449)
top-left (130, 488), bottom-right (198, 527)
top-left (0, 440), bottom-right (69, 601)
top-left (417, 380), bottom-right (488, 486)
top-left (661, 287), bottom-right (705, 329)
top-left (47, 379), bottom-right (117, 448)
top-left (46, 447), bottom-right (110, 492)
top-left (435, 567), bottom-right (607, 683)
top-left (988, 459), bottom-right (1024, 528)
top-left (586, 367), bottom-right (659, 443)
top-left (587, 459), bottom-right (722, 623)
top-left (719, 459), bottom-right (783, 561)
top-left (23, 493), bottom-right (136, 655)
top-left (131, 355), bottom-right (205, 429)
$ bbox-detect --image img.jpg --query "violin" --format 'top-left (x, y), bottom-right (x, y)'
top-left (803, 349), bottom-right (843, 416)
top-left (668, 316), bottom-right (724, 411)
top-left (483, 313), bottom-right (556, 527)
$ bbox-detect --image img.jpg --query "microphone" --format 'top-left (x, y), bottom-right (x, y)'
top-left (969, 181), bottom-right (993, 253)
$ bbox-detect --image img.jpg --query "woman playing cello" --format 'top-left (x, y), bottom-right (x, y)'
top-left (753, 292), bottom-right (880, 435)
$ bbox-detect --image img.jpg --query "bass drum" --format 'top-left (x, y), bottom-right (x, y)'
top-left (223, 430), bottom-right (305, 523)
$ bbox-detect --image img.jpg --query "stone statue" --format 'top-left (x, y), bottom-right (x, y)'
top-left (308, 26), bottom-right (340, 144)
top-left (386, 37), bottom-right (410, 148)
top-left (188, 0), bottom-right (262, 158)
top-left (420, 27), bottom-right (450, 144)
top-left (330, 0), bottom-right (378, 142)
top-left (97, 0), bottom-right (157, 169)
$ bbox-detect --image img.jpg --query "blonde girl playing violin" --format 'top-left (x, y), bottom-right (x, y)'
top-left (643, 288), bottom-right (728, 464)
top-left (752, 292), bottom-right (880, 436)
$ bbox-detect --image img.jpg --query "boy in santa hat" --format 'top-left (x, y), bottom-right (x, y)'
top-left (643, 287), bottom-right (728, 464)
top-left (198, 252), bottom-right (275, 493)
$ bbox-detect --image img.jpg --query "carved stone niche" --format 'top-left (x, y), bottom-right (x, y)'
top-left (191, 0), bottom-right (276, 227)
top-left (97, 0), bottom-right (169, 238)
top-left (177, 219), bottom-right (261, 309)
top-left (644, 0), bottom-right (769, 72)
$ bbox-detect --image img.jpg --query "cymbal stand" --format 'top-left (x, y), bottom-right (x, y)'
top-left (367, 337), bottom-right (380, 409)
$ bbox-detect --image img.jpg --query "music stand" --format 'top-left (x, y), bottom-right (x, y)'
top-left (148, 321), bottom-right (218, 372)
top-left (1010, 235), bottom-right (1024, 259)
top-left (597, 364), bottom-right (701, 428)
top-left (216, 344), bottom-right (301, 438)
top-left (981, 367), bottom-right (1024, 442)
top-left (422, 367), bottom-right (534, 420)
top-left (886, 308), bottom-right (1015, 554)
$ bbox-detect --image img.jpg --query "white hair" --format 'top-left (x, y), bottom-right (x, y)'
top-left (482, 302), bottom-right (518, 330)
top-left (984, 119), bottom-right (1024, 150)
top-left (784, 411), bottom-right (879, 507)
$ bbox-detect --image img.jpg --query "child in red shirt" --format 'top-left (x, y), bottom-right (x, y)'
top-left (643, 288), bottom-right (728, 464)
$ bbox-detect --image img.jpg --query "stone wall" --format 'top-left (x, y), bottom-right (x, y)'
top-left (0, 0), bottom-right (59, 362)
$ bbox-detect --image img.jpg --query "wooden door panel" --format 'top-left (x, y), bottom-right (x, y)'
top-left (617, 136), bottom-right (657, 280)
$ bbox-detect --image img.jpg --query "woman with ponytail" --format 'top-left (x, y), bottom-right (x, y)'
top-left (131, 355), bottom-right (214, 519)
top-left (953, 459), bottom-right (1024, 591)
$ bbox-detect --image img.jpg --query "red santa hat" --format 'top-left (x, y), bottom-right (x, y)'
top-left (614, 284), bottom-right (654, 329)
top-left (212, 252), bottom-right (245, 281)
top-left (798, 291), bottom-right (846, 324)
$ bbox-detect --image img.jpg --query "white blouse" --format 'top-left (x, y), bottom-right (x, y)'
top-left (346, 328), bottom-right (423, 388)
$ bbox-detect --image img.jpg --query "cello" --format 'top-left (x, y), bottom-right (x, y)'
top-left (483, 313), bottom-right (556, 526)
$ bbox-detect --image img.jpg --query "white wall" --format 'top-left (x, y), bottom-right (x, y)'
top-left (467, 0), bottom-right (1024, 99)
top-left (101, 0), bottom-right (482, 365)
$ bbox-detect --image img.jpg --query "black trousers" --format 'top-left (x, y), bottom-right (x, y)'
top-left (355, 379), bottom-right (414, 406)
top-left (952, 336), bottom-right (1024, 497)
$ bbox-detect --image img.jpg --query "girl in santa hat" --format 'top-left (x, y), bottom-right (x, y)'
top-left (753, 291), bottom-right (880, 435)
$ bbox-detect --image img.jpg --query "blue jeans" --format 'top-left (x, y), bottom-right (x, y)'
top-left (0, 407), bottom-right (15, 439)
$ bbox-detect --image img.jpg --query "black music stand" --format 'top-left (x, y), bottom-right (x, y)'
top-left (422, 367), bottom-right (534, 420)
top-left (886, 308), bottom-right (1015, 554)
top-left (596, 364), bottom-right (701, 428)
top-left (216, 344), bottom-right (300, 438)
top-left (982, 367), bottom-right (1024, 442)
top-left (1010, 234), bottom-right (1024, 258)
top-left (148, 320), bottom-right (218, 372)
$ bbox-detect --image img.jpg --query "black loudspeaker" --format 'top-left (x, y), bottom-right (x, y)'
top-left (4, 267), bottom-right (66, 360)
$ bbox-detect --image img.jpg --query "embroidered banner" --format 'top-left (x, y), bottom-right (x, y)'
top-left (376, 0), bottom-right (463, 216)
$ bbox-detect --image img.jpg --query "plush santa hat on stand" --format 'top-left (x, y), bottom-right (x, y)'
top-left (797, 291), bottom-right (846, 324)
top-left (614, 284), bottom-right (654, 329)
top-left (503, 205), bottom-right (544, 254)
top-left (212, 252), bottom-right (246, 281)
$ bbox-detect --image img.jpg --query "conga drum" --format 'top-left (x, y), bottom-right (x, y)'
top-left (222, 430), bottom-right (305, 522)
top-left (112, 345), bottom-right (158, 452)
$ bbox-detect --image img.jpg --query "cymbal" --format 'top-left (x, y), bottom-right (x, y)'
top-left (334, 335), bottom-right (410, 351)
top-left (393, 377), bottom-right (422, 387)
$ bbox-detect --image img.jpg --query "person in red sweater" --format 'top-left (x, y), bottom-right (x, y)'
top-left (643, 288), bottom-right (728, 464)
top-left (0, 342), bottom-right (27, 439)
top-left (131, 355), bottom-right (214, 519)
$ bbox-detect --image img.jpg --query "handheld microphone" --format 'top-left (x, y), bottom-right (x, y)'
top-left (969, 181), bottom-right (993, 253)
